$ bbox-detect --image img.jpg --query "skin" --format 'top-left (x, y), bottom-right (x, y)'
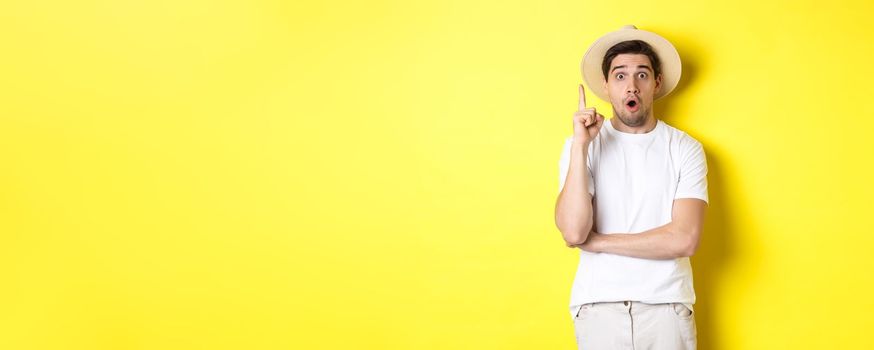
top-left (555, 53), bottom-right (706, 260)
top-left (553, 84), bottom-right (603, 246)
top-left (604, 54), bottom-right (659, 133)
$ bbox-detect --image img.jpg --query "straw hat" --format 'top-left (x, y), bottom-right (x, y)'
top-left (581, 25), bottom-right (682, 101)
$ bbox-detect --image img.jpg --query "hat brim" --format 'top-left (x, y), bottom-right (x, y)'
top-left (581, 27), bottom-right (681, 102)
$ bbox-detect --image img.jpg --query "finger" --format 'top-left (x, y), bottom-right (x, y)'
top-left (578, 84), bottom-right (587, 111)
top-left (575, 107), bottom-right (595, 116)
top-left (574, 110), bottom-right (593, 119)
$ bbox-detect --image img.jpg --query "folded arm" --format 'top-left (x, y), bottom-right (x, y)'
top-left (570, 198), bottom-right (706, 260)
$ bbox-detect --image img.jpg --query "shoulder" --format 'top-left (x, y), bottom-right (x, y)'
top-left (659, 120), bottom-right (704, 152)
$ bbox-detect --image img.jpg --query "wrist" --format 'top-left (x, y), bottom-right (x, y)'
top-left (588, 232), bottom-right (604, 253)
top-left (572, 138), bottom-right (590, 148)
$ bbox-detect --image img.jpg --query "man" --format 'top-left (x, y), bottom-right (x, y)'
top-left (554, 25), bottom-right (708, 349)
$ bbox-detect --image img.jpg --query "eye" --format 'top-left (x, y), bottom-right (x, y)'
top-left (637, 72), bottom-right (647, 79)
top-left (616, 73), bottom-right (625, 80)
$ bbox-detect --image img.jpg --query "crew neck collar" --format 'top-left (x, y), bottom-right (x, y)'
top-left (605, 118), bottom-right (662, 141)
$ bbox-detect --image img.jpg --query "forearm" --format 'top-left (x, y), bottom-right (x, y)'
top-left (554, 141), bottom-right (593, 245)
top-left (573, 222), bottom-right (695, 260)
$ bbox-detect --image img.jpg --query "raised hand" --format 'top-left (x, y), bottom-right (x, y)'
top-left (573, 84), bottom-right (605, 145)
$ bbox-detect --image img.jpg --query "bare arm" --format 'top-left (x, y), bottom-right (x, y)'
top-left (571, 198), bottom-right (707, 259)
top-left (555, 140), bottom-right (594, 246)
top-left (555, 85), bottom-right (604, 246)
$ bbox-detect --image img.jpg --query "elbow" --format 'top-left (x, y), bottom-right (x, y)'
top-left (677, 231), bottom-right (701, 257)
top-left (558, 223), bottom-right (592, 246)
top-left (554, 201), bottom-right (594, 247)
top-left (563, 231), bottom-right (588, 246)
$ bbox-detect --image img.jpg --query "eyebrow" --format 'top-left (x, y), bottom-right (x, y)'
top-left (610, 65), bottom-right (653, 73)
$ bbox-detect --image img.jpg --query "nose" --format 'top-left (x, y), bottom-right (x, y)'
top-left (626, 80), bottom-right (639, 94)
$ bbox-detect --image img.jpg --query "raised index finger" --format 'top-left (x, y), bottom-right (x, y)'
top-left (578, 84), bottom-right (587, 111)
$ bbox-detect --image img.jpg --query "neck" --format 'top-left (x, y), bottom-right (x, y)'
top-left (611, 114), bottom-right (657, 134)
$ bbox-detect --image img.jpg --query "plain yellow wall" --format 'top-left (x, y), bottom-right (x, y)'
top-left (1, 0), bottom-right (873, 349)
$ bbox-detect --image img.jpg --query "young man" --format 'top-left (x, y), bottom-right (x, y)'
top-left (554, 25), bottom-right (708, 349)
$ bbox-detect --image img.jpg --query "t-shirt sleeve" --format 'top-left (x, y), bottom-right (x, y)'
top-left (558, 136), bottom-right (595, 196)
top-left (674, 139), bottom-right (709, 203)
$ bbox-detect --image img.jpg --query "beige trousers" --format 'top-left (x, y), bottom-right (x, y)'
top-left (573, 301), bottom-right (697, 350)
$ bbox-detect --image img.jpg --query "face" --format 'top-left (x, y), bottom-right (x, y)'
top-left (603, 53), bottom-right (662, 127)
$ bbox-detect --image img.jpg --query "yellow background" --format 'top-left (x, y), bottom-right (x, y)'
top-left (1, 0), bottom-right (872, 349)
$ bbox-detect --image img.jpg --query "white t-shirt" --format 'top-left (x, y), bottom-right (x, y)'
top-left (558, 118), bottom-right (708, 319)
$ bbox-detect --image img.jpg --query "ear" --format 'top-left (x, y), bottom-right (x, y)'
top-left (654, 74), bottom-right (662, 94)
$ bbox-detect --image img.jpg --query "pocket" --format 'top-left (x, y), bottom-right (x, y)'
top-left (572, 303), bottom-right (594, 347)
top-left (574, 303), bottom-right (593, 320)
top-left (671, 303), bottom-right (693, 320)
top-left (671, 303), bottom-right (697, 347)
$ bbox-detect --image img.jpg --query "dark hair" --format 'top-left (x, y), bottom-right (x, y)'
top-left (601, 40), bottom-right (661, 80)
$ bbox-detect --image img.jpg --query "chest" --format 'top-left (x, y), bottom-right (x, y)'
top-left (591, 140), bottom-right (680, 204)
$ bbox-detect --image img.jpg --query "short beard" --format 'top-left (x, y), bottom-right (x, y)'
top-left (613, 105), bottom-right (650, 128)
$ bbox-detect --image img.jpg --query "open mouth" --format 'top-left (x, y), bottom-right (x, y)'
top-left (625, 99), bottom-right (639, 112)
